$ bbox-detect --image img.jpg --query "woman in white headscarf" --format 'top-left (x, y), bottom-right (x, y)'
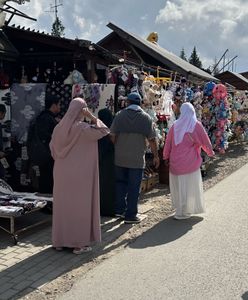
top-left (163, 103), bottom-right (214, 219)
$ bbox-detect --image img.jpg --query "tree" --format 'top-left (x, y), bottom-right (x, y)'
top-left (211, 57), bottom-right (220, 75)
top-left (51, 16), bottom-right (65, 37)
top-left (202, 67), bottom-right (212, 74)
top-left (179, 47), bottom-right (187, 61)
top-left (189, 46), bottom-right (202, 69)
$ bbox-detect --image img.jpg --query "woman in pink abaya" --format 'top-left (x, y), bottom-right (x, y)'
top-left (50, 97), bottom-right (109, 254)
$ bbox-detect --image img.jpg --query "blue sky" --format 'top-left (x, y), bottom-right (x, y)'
top-left (8, 0), bottom-right (248, 73)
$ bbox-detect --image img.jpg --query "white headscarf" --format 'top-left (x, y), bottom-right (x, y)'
top-left (173, 102), bottom-right (197, 145)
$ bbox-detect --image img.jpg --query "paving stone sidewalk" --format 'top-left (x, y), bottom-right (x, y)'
top-left (0, 203), bottom-right (153, 300)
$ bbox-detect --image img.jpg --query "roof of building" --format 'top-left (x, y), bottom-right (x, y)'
top-left (215, 71), bottom-right (248, 90)
top-left (99, 22), bottom-right (217, 82)
top-left (2, 25), bottom-right (119, 64)
top-left (240, 71), bottom-right (248, 79)
top-left (0, 29), bottom-right (19, 59)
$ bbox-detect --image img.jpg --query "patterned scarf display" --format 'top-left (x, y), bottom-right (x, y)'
top-left (72, 83), bottom-right (116, 116)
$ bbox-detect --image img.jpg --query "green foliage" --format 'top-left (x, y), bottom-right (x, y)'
top-left (51, 17), bottom-right (65, 37)
top-left (189, 46), bottom-right (202, 69)
top-left (179, 47), bottom-right (187, 61)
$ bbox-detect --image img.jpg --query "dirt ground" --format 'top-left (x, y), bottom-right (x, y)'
top-left (20, 141), bottom-right (248, 300)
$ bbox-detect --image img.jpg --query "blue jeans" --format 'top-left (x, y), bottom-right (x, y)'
top-left (115, 166), bottom-right (143, 219)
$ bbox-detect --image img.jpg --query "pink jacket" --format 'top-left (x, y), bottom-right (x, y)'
top-left (163, 121), bottom-right (214, 175)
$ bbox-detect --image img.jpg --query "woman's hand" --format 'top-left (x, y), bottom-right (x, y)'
top-left (82, 108), bottom-right (97, 124)
top-left (81, 108), bottom-right (91, 118)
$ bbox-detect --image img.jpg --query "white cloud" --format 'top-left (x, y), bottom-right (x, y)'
top-left (72, 14), bottom-right (99, 40)
top-left (6, 1), bottom-right (51, 32)
top-left (220, 19), bottom-right (237, 38)
top-left (155, 0), bottom-right (248, 33)
top-left (156, 1), bottom-right (183, 23)
top-left (74, 15), bottom-right (86, 30)
top-left (155, 0), bottom-right (248, 70)
top-left (141, 14), bottom-right (148, 21)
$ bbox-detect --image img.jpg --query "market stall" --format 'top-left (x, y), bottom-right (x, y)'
top-left (0, 179), bottom-right (52, 244)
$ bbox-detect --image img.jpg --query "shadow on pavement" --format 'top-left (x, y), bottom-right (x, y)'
top-left (129, 216), bottom-right (203, 249)
top-left (0, 215), bottom-right (134, 299)
top-left (242, 291), bottom-right (248, 300)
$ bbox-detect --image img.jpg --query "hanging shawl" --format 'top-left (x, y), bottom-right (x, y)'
top-left (173, 102), bottom-right (197, 145)
top-left (50, 97), bottom-right (88, 159)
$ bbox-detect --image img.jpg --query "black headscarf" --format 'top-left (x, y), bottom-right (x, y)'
top-left (98, 108), bottom-right (114, 128)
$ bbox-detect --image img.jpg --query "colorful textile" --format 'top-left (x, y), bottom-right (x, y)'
top-left (9, 84), bottom-right (46, 188)
top-left (72, 84), bottom-right (116, 116)
top-left (0, 89), bottom-right (11, 150)
top-left (0, 206), bottom-right (24, 216)
top-left (10, 83), bottom-right (47, 143)
top-left (0, 194), bottom-right (47, 215)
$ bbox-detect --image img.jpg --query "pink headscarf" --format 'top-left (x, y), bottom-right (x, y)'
top-left (50, 97), bottom-right (88, 159)
top-left (173, 102), bottom-right (197, 145)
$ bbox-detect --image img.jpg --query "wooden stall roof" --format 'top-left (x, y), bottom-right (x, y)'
top-left (215, 71), bottom-right (248, 90)
top-left (98, 22), bottom-right (217, 82)
top-left (2, 25), bottom-right (119, 65)
top-left (0, 29), bottom-right (19, 60)
top-left (240, 71), bottom-right (248, 80)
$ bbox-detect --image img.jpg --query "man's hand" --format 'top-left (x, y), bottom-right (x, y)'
top-left (109, 133), bottom-right (116, 144)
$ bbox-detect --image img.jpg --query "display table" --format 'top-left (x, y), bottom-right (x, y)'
top-left (0, 180), bottom-right (52, 244)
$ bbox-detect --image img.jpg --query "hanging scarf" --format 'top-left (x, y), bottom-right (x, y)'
top-left (173, 102), bottom-right (197, 145)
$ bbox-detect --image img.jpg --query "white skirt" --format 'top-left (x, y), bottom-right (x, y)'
top-left (169, 168), bottom-right (205, 216)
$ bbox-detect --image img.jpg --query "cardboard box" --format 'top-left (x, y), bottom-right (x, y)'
top-left (147, 175), bottom-right (159, 191)
top-left (140, 179), bottom-right (148, 193)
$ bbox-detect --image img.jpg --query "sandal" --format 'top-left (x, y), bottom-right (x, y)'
top-left (73, 246), bottom-right (92, 255)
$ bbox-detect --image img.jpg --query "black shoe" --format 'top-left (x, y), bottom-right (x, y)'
top-left (124, 216), bottom-right (141, 224)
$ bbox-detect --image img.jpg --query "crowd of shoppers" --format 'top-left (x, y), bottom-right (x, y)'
top-left (23, 92), bottom-right (215, 254)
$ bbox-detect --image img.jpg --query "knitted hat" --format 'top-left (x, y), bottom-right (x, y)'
top-left (127, 92), bottom-right (142, 104)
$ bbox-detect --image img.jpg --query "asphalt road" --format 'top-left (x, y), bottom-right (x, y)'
top-left (60, 164), bottom-right (248, 300)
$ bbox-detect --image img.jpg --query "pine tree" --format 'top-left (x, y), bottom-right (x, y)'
top-left (179, 47), bottom-right (187, 61)
top-left (51, 16), bottom-right (65, 37)
top-left (189, 46), bottom-right (202, 69)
